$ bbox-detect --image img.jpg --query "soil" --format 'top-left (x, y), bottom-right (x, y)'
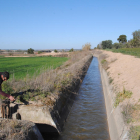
top-left (99, 50), bottom-right (140, 103)
top-left (37, 52), bottom-right (69, 56)
top-left (5, 56), bottom-right (30, 57)
top-left (4, 52), bottom-right (69, 57)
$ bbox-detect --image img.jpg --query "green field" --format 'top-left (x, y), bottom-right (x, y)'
top-left (0, 56), bottom-right (68, 79)
top-left (107, 48), bottom-right (140, 57)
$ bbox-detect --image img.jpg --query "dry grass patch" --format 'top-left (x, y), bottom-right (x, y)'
top-left (122, 103), bottom-right (140, 139)
top-left (98, 53), bottom-right (109, 70)
top-left (122, 103), bottom-right (140, 124)
top-left (129, 126), bottom-right (140, 140)
top-left (2, 51), bottom-right (93, 106)
top-left (114, 87), bottom-right (133, 107)
top-left (0, 119), bottom-right (37, 140)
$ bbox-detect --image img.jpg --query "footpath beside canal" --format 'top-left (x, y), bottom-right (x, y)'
top-left (94, 51), bottom-right (128, 140)
top-left (94, 49), bottom-right (140, 140)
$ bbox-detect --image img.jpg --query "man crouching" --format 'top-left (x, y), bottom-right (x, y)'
top-left (0, 72), bottom-right (15, 101)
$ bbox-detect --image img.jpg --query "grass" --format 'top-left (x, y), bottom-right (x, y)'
top-left (101, 59), bottom-right (107, 64)
top-left (114, 87), bottom-right (133, 107)
top-left (106, 48), bottom-right (140, 57)
top-left (0, 51), bottom-right (92, 105)
top-left (0, 56), bottom-right (68, 79)
top-left (122, 103), bottom-right (140, 124)
top-left (100, 59), bottom-right (109, 70)
top-left (109, 77), bottom-right (113, 84)
top-left (0, 119), bottom-right (37, 140)
top-left (121, 102), bottom-right (140, 139)
top-left (129, 126), bottom-right (140, 140)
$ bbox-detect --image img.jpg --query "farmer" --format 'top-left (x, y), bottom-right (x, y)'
top-left (0, 72), bottom-right (15, 101)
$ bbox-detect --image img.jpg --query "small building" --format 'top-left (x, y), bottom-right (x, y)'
top-left (24, 52), bottom-right (27, 54)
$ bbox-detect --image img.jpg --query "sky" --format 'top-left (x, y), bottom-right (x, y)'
top-left (0, 0), bottom-right (140, 50)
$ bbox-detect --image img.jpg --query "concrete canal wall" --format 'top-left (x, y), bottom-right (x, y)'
top-left (3, 52), bottom-right (129, 140)
top-left (94, 54), bottom-right (129, 140)
top-left (11, 54), bottom-right (93, 136)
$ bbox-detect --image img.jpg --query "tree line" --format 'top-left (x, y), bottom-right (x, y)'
top-left (96, 29), bottom-right (140, 49)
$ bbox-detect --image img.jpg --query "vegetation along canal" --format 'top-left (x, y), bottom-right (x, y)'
top-left (49, 57), bottom-right (110, 140)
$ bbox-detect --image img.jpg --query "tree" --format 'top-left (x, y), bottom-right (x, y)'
top-left (117, 35), bottom-right (127, 43)
top-left (54, 49), bottom-right (58, 53)
top-left (129, 38), bottom-right (140, 48)
top-left (132, 30), bottom-right (140, 39)
top-left (82, 43), bottom-right (91, 50)
top-left (99, 42), bottom-right (102, 49)
top-left (129, 30), bottom-right (140, 47)
top-left (102, 40), bottom-right (112, 49)
top-left (38, 51), bottom-right (43, 54)
top-left (97, 42), bottom-right (102, 49)
top-left (27, 48), bottom-right (34, 54)
top-left (97, 44), bottom-right (100, 49)
top-left (69, 48), bottom-right (74, 52)
top-left (113, 43), bottom-right (122, 49)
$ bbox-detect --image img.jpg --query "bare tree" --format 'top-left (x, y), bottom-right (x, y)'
top-left (82, 43), bottom-right (91, 50)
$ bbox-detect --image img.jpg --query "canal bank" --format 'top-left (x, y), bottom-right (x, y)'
top-left (94, 52), bottom-right (129, 140)
top-left (7, 54), bottom-right (93, 140)
top-left (56, 57), bottom-right (110, 140)
top-left (37, 55), bottom-right (111, 140)
top-left (56, 53), bottom-right (128, 140)
top-left (1, 51), bottom-right (129, 140)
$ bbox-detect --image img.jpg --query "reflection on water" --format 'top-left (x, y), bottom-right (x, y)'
top-left (47, 57), bottom-right (110, 140)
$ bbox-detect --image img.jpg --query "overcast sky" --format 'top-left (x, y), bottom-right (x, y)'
top-left (0, 0), bottom-right (140, 50)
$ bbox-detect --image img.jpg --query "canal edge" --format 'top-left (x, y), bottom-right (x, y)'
top-left (93, 53), bottom-right (129, 140)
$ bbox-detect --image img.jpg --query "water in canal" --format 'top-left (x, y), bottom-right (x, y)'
top-left (50, 57), bottom-right (110, 140)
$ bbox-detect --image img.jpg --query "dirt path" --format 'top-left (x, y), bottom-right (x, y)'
top-left (4, 52), bottom-right (69, 57)
top-left (99, 50), bottom-right (140, 103)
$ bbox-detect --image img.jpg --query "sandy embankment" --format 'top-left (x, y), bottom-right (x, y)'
top-left (100, 50), bottom-right (140, 103)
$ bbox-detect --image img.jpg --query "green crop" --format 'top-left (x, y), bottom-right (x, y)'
top-left (107, 48), bottom-right (140, 57)
top-left (0, 56), bottom-right (68, 79)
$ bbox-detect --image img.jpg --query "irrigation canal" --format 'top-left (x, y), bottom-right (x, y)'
top-left (46, 57), bottom-right (110, 140)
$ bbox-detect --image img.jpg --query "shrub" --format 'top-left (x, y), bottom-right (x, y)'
top-left (38, 51), bottom-right (43, 54)
top-left (109, 77), bottom-right (113, 84)
top-left (114, 87), bottom-right (133, 107)
top-left (2, 82), bottom-right (13, 94)
top-left (102, 40), bottom-right (112, 49)
top-left (123, 42), bottom-right (131, 48)
top-left (69, 48), bottom-right (74, 52)
top-left (113, 43), bottom-right (123, 49)
top-left (27, 48), bottom-right (34, 54)
top-left (101, 59), bottom-right (109, 70)
top-left (132, 29), bottom-right (140, 40)
top-left (129, 38), bottom-right (140, 48)
top-left (0, 82), bottom-right (13, 99)
top-left (9, 53), bottom-right (13, 56)
top-left (129, 126), bottom-right (140, 140)
top-left (101, 59), bottom-right (107, 64)
top-left (54, 49), bottom-right (58, 53)
top-left (82, 43), bottom-right (91, 50)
